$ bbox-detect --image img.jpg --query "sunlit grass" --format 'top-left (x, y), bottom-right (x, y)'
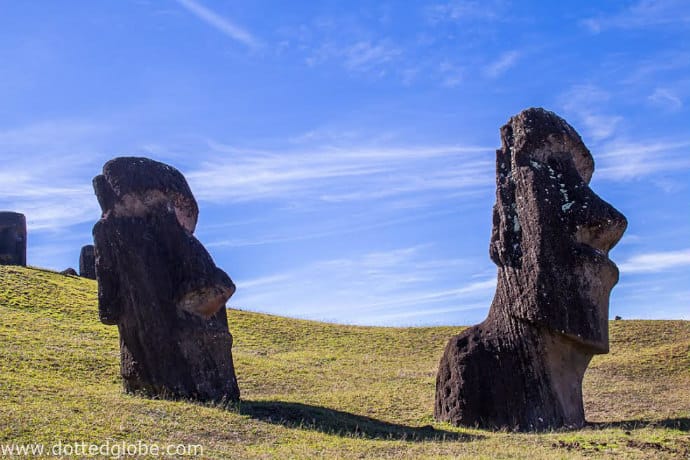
top-left (1, 265), bottom-right (688, 458)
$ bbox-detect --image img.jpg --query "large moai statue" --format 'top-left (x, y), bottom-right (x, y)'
top-left (0, 212), bottom-right (27, 266)
top-left (79, 245), bottom-right (96, 279)
top-left (93, 157), bottom-right (240, 402)
top-left (435, 108), bottom-right (627, 431)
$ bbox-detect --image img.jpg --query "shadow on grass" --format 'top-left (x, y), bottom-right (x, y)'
top-left (588, 417), bottom-right (690, 431)
top-left (237, 400), bottom-right (480, 441)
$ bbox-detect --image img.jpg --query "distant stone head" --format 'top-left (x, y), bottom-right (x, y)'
top-left (79, 245), bottom-right (96, 280)
top-left (435, 108), bottom-right (627, 431)
top-left (0, 212), bottom-right (27, 267)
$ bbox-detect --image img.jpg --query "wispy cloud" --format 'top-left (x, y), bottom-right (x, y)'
top-left (483, 50), bottom-right (521, 78)
top-left (204, 209), bottom-right (460, 249)
top-left (619, 248), bottom-right (690, 273)
top-left (426, 0), bottom-right (505, 24)
top-left (175, 0), bottom-right (259, 49)
top-left (582, 0), bottom-right (690, 33)
top-left (289, 128), bottom-right (364, 145)
top-left (230, 245), bottom-right (495, 326)
top-left (579, 113), bottom-right (623, 141)
top-left (439, 60), bottom-right (464, 87)
top-left (648, 88), bottom-right (683, 110)
top-left (277, 15), bottom-right (420, 82)
top-left (0, 120), bottom-right (109, 154)
top-left (360, 302), bottom-right (489, 323)
top-left (596, 139), bottom-right (690, 180)
top-left (0, 186), bottom-right (97, 232)
top-left (306, 40), bottom-right (402, 76)
top-left (0, 120), bottom-right (109, 231)
top-left (343, 41), bottom-right (402, 73)
top-left (361, 279), bottom-right (496, 311)
top-left (559, 83), bottom-right (690, 181)
top-left (618, 51), bottom-right (690, 89)
top-left (185, 142), bottom-right (494, 204)
top-left (560, 84), bottom-right (623, 141)
top-left (237, 273), bottom-right (293, 289)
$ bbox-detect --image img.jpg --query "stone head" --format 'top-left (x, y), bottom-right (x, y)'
top-left (93, 157), bottom-right (234, 322)
top-left (489, 108), bottom-right (626, 353)
top-left (94, 157), bottom-right (199, 232)
top-left (0, 212), bottom-right (27, 266)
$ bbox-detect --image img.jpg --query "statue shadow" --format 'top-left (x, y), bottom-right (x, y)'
top-left (236, 400), bottom-right (479, 442)
top-left (587, 417), bottom-right (690, 432)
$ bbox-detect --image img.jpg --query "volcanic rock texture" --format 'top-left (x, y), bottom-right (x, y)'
top-left (93, 157), bottom-right (240, 402)
top-left (435, 108), bottom-right (627, 431)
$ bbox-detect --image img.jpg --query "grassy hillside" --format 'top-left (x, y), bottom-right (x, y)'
top-left (1, 265), bottom-right (688, 459)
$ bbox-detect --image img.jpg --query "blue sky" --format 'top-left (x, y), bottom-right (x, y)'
top-left (1, 0), bottom-right (688, 326)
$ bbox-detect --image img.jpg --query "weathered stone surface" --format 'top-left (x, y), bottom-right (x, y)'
top-left (61, 267), bottom-right (78, 276)
top-left (79, 245), bottom-right (96, 279)
top-left (435, 108), bottom-right (627, 431)
top-left (93, 157), bottom-right (240, 402)
top-left (0, 212), bottom-right (27, 266)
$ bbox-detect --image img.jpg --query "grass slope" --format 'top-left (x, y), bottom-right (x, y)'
top-left (1, 265), bottom-right (689, 459)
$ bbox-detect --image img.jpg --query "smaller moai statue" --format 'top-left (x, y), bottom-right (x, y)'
top-left (0, 212), bottom-right (27, 266)
top-left (93, 157), bottom-right (240, 402)
top-left (79, 245), bottom-right (96, 279)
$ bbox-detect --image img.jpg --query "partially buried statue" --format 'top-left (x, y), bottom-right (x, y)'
top-left (93, 157), bottom-right (240, 402)
top-left (435, 108), bottom-right (627, 430)
top-left (79, 244), bottom-right (96, 280)
top-left (0, 212), bottom-right (27, 266)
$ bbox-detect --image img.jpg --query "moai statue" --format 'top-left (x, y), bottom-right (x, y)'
top-left (79, 245), bottom-right (96, 279)
top-left (435, 108), bottom-right (627, 431)
top-left (93, 157), bottom-right (240, 402)
top-left (0, 212), bottom-right (27, 266)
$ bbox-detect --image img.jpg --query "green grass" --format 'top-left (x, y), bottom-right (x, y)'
top-left (1, 265), bottom-right (688, 459)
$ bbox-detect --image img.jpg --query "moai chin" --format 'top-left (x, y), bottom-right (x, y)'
top-left (0, 212), bottom-right (27, 266)
top-left (93, 157), bottom-right (240, 402)
top-left (434, 108), bottom-right (627, 431)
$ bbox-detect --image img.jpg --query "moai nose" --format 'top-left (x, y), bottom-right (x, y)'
top-left (573, 191), bottom-right (627, 255)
